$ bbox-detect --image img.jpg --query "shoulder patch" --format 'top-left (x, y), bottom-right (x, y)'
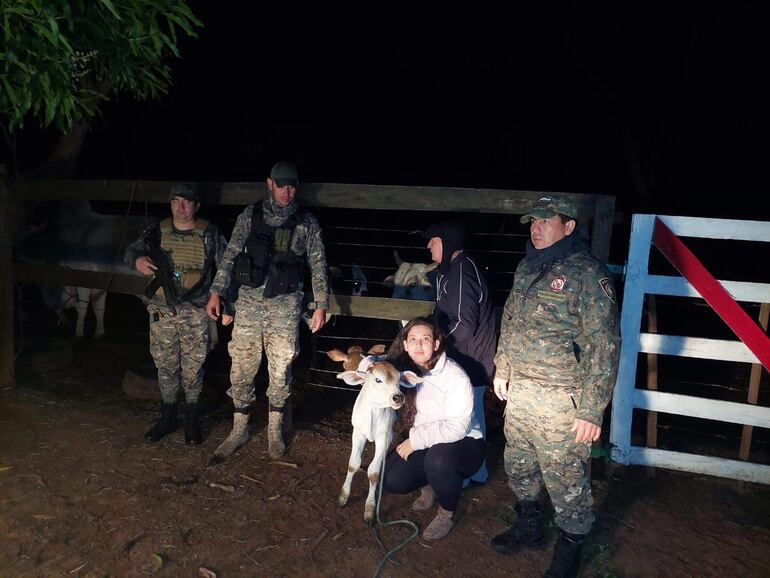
top-left (599, 277), bottom-right (616, 303)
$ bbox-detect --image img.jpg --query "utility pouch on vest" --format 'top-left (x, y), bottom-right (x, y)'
top-left (181, 270), bottom-right (203, 289)
top-left (231, 253), bottom-right (261, 288)
top-left (262, 259), bottom-right (303, 298)
top-left (231, 208), bottom-right (273, 288)
top-left (274, 227), bottom-right (293, 253)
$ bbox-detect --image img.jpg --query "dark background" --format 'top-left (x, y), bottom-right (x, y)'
top-left (10, 3), bottom-right (770, 222)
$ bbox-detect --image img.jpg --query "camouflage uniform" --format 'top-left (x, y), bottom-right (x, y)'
top-left (147, 302), bottom-right (210, 403)
top-left (126, 219), bottom-right (228, 403)
top-left (210, 198), bottom-right (329, 410)
top-left (494, 248), bottom-right (620, 534)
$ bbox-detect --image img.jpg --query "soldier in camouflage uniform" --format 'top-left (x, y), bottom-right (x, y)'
top-left (489, 195), bottom-right (620, 578)
top-left (206, 161), bottom-right (329, 461)
top-left (125, 183), bottom-right (229, 446)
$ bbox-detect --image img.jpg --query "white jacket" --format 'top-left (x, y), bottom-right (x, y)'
top-left (409, 353), bottom-right (483, 451)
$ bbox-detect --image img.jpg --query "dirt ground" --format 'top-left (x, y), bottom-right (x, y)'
top-left (2, 338), bottom-right (770, 578)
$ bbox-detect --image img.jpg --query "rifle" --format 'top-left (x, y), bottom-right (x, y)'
top-left (144, 245), bottom-right (179, 316)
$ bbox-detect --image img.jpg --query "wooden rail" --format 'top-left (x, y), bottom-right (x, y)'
top-left (10, 180), bottom-right (615, 261)
top-left (12, 265), bottom-right (434, 321)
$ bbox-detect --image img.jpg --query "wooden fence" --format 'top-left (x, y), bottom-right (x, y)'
top-left (0, 178), bottom-right (615, 387)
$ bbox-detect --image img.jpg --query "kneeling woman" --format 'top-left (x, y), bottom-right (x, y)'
top-left (384, 317), bottom-right (485, 540)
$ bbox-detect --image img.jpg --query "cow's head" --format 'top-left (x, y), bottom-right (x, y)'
top-left (382, 251), bottom-right (438, 301)
top-left (337, 360), bottom-right (422, 410)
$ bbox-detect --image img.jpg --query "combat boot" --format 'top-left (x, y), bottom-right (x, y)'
top-left (184, 402), bottom-right (202, 446)
top-left (211, 410), bottom-right (250, 463)
top-left (145, 402), bottom-right (178, 442)
top-left (491, 499), bottom-right (546, 555)
top-left (267, 406), bottom-right (286, 459)
top-left (543, 529), bottom-right (585, 578)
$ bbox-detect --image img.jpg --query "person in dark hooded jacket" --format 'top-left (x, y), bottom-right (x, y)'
top-left (422, 221), bottom-right (497, 484)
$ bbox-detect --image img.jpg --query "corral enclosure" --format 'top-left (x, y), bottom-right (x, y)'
top-left (4, 179), bottom-right (612, 387)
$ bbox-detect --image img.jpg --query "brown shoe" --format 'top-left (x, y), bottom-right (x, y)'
top-left (411, 485), bottom-right (436, 512)
top-left (422, 507), bottom-right (454, 540)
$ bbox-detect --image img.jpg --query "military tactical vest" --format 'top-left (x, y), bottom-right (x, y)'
top-left (159, 217), bottom-right (208, 292)
top-left (231, 202), bottom-right (306, 297)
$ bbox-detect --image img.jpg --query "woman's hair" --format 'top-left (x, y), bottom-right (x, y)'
top-left (387, 317), bottom-right (446, 434)
top-left (386, 317), bottom-right (446, 375)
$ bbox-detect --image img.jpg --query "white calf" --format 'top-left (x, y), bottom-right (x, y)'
top-left (337, 360), bottom-right (422, 526)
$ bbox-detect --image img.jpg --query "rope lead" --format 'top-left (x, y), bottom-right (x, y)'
top-left (370, 454), bottom-right (419, 578)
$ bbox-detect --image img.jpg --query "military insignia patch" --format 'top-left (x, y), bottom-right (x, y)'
top-left (550, 276), bottom-right (566, 292)
top-left (600, 278), bottom-right (616, 303)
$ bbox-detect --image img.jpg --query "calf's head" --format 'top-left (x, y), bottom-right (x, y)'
top-left (337, 360), bottom-right (422, 409)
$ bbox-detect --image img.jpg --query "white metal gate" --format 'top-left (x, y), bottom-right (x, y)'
top-left (609, 214), bottom-right (770, 483)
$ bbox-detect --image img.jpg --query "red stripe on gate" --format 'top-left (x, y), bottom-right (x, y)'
top-left (653, 217), bottom-right (770, 371)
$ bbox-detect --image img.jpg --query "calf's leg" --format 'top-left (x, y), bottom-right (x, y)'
top-left (92, 290), bottom-right (107, 339)
top-left (74, 287), bottom-right (90, 339)
top-left (339, 430), bottom-right (366, 508)
top-left (364, 432), bottom-right (390, 526)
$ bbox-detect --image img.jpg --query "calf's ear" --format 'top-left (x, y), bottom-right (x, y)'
top-left (383, 275), bottom-right (395, 286)
top-left (337, 371), bottom-right (367, 386)
top-left (399, 371), bottom-right (423, 388)
top-left (327, 349), bottom-right (349, 363)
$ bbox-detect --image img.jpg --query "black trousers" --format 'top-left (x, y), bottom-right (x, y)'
top-left (383, 436), bottom-right (485, 511)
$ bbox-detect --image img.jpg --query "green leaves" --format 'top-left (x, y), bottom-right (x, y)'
top-left (0, 0), bottom-right (202, 134)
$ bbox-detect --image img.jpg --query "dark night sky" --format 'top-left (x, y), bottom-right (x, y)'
top-left (13, 3), bottom-right (770, 221)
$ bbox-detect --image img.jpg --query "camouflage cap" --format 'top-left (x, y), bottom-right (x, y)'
top-left (270, 161), bottom-right (299, 188)
top-left (519, 195), bottom-right (578, 223)
top-left (169, 182), bottom-right (201, 203)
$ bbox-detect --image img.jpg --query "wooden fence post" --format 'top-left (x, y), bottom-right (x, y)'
top-left (591, 194), bottom-right (616, 263)
top-left (0, 169), bottom-right (14, 388)
top-left (645, 295), bottom-right (659, 477)
top-left (739, 302), bottom-right (770, 461)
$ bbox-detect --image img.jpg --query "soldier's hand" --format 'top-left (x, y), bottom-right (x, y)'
top-left (571, 418), bottom-right (601, 443)
top-left (206, 293), bottom-right (221, 321)
top-left (310, 308), bottom-right (326, 334)
top-left (135, 256), bottom-right (157, 276)
top-left (493, 376), bottom-right (509, 401)
top-left (221, 314), bottom-right (234, 326)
